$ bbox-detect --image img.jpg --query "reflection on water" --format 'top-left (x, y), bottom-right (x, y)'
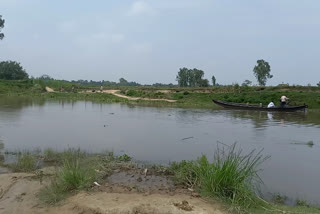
top-left (0, 97), bottom-right (320, 204)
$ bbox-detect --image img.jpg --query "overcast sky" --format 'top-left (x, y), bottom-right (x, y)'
top-left (0, 0), bottom-right (319, 85)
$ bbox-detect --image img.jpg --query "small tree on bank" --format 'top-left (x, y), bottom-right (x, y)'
top-left (0, 15), bottom-right (4, 40)
top-left (212, 75), bottom-right (216, 86)
top-left (317, 82), bottom-right (320, 87)
top-left (253, 59), bottom-right (272, 86)
top-left (0, 61), bottom-right (29, 80)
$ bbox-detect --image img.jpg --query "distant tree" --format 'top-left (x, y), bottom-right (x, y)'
top-left (242, 79), bottom-right (252, 86)
top-left (0, 61), bottom-right (29, 80)
top-left (317, 82), bottom-right (320, 87)
top-left (176, 68), bottom-right (188, 87)
top-left (212, 75), bottom-right (216, 86)
top-left (199, 79), bottom-right (209, 87)
top-left (176, 67), bottom-right (207, 87)
top-left (119, 78), bottom-right (128, 85)
top-left (253, 60), bottom-right (272, 86)
top-left (38, 74), bottom-right (54, 80)
top-left (0, 15), bottom-right (4, 40)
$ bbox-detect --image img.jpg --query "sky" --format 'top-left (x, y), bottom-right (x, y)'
top-left (0, 0), bottom-right (319, 85)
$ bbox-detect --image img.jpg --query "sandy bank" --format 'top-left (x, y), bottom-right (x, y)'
top-left (0, 171), bottom-right (227, 214)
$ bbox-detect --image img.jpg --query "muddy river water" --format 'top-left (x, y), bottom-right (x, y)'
top-left (0, 97), bottom-right (320, 204)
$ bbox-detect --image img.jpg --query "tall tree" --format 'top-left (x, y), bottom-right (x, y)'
top-left (176, 67), bottom-right (188, 87)
top-left (253, 59), bottom-right (272, 86)
top-left (0, 61), bottom-right (29, 80)
top-left (193, 69), bottom-right (204, 87)
top-left (176, 67), bottom-right (208, 87)
top-left (0, 15), bottom-right (4, 40)
top-left (212, 75), bottom-right (216, 86)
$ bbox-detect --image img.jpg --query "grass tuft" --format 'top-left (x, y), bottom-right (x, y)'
top-left (39, 149), bottom-right (99, 204)
top-left (171, 143), bottom-right (269, 209)
top-left (11, 153), bottom-right (37, 172)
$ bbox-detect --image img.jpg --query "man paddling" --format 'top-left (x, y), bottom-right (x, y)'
top-left (280, 95), bottom-right (289, 107)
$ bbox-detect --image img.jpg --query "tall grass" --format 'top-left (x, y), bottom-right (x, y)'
top-left (11, 153), bottom-right (37, 172)
top-left (171, 143), bottom-right (269, 209)
top-left (39, 149), bottom-right (98, 204)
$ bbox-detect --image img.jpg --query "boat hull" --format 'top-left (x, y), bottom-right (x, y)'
top-left (212, 99), bottom-right (307, 112)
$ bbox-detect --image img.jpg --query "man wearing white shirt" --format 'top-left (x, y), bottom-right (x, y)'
top-left (268, 101), bottom-right (275, 108)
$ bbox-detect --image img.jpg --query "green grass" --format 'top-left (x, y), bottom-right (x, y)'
top-left (1, 80), bottom-right (320, 109)
top-left (39, 149), bottom-right (99, 204)
top-left (171, 143), bottom-right (269, 210)
top-left (10, 153), bottom-right (37, 172)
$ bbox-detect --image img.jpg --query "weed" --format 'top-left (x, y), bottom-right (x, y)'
top-left (118, 154), bottom-right (132, 162)
top-left (39, 149), bottom-right (99, 204)
top-left (11, 153), bottom-right (37, 172)
top-left (60, 158), bottom-right (95, 191)
top-left (43, 148), bottom-right (60, 162)
top-left (296, 199), bottom-right (309, 207)
top-left (272, 194), bottom-right (287, 204)
top-left (38, 176), bottom-right (69, 205)
top-left (171, 143), bottom-right (269, 209)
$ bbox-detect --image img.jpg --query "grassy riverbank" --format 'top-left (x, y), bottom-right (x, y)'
top-left (1, 146), bottom-right (319, 213)
top-left (1, 80), bottom-right (320, 109)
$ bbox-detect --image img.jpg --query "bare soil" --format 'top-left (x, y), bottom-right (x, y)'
top-left (45, 87), bottom-right (54, 92)
top-left (91, 89), bottom-right (177, 103)
top-left (0, 169), bottom-right (228, 214)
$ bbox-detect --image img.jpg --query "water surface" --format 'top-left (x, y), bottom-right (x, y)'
top-left (0, 96), bottom-right (320, 204)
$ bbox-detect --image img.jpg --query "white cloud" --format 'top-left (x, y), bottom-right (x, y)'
top-left (128, 1), bottom-right (155, 16)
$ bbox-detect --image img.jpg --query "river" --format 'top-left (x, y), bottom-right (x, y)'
top-left (0, 96), bottom-right (320, 205)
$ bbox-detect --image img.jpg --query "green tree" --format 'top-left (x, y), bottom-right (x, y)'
top-left (317, 82), bottom-right (320, 87)
top-left (193, 68), bottom-right (204, 87)
top-left (0, 61), bottom-right (29, 80)
top-left (38, 74), bottom-right (54, 80)
top-left (119, 78), bottom-right (128, 86)
top-left (242, 79), bottom-right (252, 86)
top-left (212, 75), bottom-right (216, 86)
top-left (0, 15), bottom-right (4, 40)
top-left (199, 79), bottom-right (209, 87)
top-left (176, 67), bottom-right (208, 87)
top-left (253, 60), bottom-right (273, 86)
top-left (176, 67), bottom-right (189, 87)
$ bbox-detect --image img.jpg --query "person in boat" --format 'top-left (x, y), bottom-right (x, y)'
top-left (280, 95), bottom-right (289, 107)
top-left (268, 101), bottom-right (275, 108)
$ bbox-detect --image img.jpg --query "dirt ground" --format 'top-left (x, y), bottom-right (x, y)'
top-left (91, 89), bottom-right (177, 103)
top-left (45, 87), bottom-right (54, 92)
top-left (0, 170), bottom-right (228, 214)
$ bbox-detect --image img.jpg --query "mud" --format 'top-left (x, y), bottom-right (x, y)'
top-left (0, 167), bottom-right (228, 214)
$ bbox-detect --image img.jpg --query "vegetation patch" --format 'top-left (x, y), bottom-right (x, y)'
top-left (170, 143), bottom-right (269, 210)
top-left (10, 153), bottom-right (37, 172)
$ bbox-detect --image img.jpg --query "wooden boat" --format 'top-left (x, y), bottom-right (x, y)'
top-left (212, 99), bottom-right (307, 112)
